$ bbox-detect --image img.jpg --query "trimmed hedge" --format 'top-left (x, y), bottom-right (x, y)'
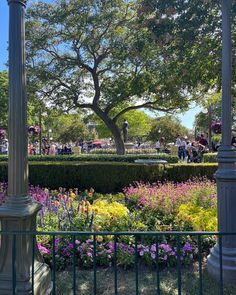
top-left (0, 153), bottom-right (179, 163)
top-left (202, 153), bottom-right (217, 163)
top-left (0, 162), bottom-right (218, 193)
top-left (0, 162), bottom-right (164, 193)
top-left (90, 148), bottom-right (157, 154)
top-left (165, 163), bottom-right (217, 182)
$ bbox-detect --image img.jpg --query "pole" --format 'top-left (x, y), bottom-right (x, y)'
top-left (0, 1), bottom-right (52, 293)
top-left (7, 0), bottom-right (30, 205)
top-left (207, 0), bottom-right (236, 284)
top-left (39, 109), bottom-right (42, 155)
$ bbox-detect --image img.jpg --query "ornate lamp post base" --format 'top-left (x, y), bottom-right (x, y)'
top-left (0, 202), bottom-right (52, 294)
top-left (208, 244), bottom-right (236, 284)
top-left (207, 147), bottom-right (236, 284)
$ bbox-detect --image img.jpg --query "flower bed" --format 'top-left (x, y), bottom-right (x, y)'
top-left (0, 179), bottom-right (217, 270)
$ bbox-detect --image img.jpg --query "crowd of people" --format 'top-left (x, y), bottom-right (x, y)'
top-left (155, 134), bottom-right (211, 163)
top-left (28, 139), bottom-right (73, 155)
top-left (1, 131), bottom-right (236, 159)
top-left (175, 134), bottom-right (209, 163)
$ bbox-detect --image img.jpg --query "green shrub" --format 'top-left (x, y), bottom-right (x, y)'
top-left (177, 204), bottom-right (217, 231)
top-left (0, 153), bottom-right (179, 163)
top-left (202, 153), bottom-right (217, 163)
top-left (165, 163), bottom-right (217, 182)
top-left (0, 162), bottom-right (217, 193)
top-left (90, 148), bottom-right (157, 154)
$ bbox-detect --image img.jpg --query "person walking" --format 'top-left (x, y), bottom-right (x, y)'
top-left (179, 136), bottom-right (187, 161)
top-left (175, 135), bottom-right (182, 159)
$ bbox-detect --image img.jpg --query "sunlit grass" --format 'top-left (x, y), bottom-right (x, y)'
top-left (56, 265), bottom-right (236, 295)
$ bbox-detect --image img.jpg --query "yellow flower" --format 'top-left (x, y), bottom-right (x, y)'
top-left (97, 236), bottom-right (103, 243)
top-left (93, 225), bottom-right (101, 231)
top-left (70, 192), bottom-right (76, 199)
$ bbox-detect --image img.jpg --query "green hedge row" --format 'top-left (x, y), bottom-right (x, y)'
top-left (202, 153), bottom-right (217, 163)
top-left (0, 153), bottom-right (179, 163)
top-left (165, 163), bottom-right (217, 182)
top-left (89, 148), bottom-right (157, 154)
top-left (0, 162), bottom-right (217, 193)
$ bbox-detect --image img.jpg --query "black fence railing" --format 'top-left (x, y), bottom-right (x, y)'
top-left (0, 231), bottom-right (235, 295)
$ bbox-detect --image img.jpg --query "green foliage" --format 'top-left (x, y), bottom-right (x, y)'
top-left (202, 153), bottom-right (217, 163)
top-left (26, 0), bottom-right (196, 154)
top-left (0, 162), bottom-right (217, 192)
top-left (0, 161), bottom-right (165, 193)
top-left (165, 163), bottom-right (217, 182)
top-left (194, 93), bottom-right (222, 134)
top-left (0, 153), bottom-right (179, 163)
top-left (147, 116), bottom-right (189, 143)
top-left (125, 178), bottom-right (216, 232)
top-left (177, 204), bottom-right (217, 231)
top-left (93, 110), bottom-right (152, 140)
top-left (176, 184), bottom-right (217, 231)
top-left (0, 71), bottom-right (8, 127)
top-left (90, 148), bottom-right (157, 155)
top-left (53, 114), bottom-right (94, 143)
top-left (140, 1), bottom-right (222, 91)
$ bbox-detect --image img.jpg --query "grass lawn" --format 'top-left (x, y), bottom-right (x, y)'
top-left (56, 264), bottom-right (236, 295)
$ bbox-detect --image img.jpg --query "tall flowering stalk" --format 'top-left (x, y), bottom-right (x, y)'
top-left (124, 178), bottom-right (216, 215)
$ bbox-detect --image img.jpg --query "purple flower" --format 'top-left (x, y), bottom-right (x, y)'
top-left (37, 243), bottom-right (51, 255)
top-left (151, 245), bottom-right (156, 252)
top-left (68, 243), bottom-right (74, 249)
top-left (183, 243), bottom-right (192, 252)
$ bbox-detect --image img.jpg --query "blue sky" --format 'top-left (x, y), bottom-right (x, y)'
top-left (0, 0), bottom-right (200, 129)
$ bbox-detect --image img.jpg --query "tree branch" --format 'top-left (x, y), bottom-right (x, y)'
top-left (112, 102), bottom-right (176, 122)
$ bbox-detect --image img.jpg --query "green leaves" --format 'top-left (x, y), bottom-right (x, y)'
top-left (0, 71), bottom-right (8, 127)
top-left (147, 116), bottom-right (189, 143)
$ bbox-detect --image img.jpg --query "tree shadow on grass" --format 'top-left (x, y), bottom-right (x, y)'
top-left (55, 266), bottom-right (236, 295)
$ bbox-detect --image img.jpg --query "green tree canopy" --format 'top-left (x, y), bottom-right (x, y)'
top-left (92, 109), bottom-right (152, 140)
top-left (140, 1), bottom-right (236, 94)
top-left (26, 0), bottom-right (194, 154)
top-left (147, 116), bottom-right (189, 143)
top-left (53, 114), bottom-right (94, 144)
top-left (194, 93), bottom-right (221, 135)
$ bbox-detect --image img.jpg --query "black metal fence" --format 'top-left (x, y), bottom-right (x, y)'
top-left (0, 231), bottom-right (234, 295)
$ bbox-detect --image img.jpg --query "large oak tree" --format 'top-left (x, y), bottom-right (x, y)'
top-left (26, 0), bottom-right (195, 154)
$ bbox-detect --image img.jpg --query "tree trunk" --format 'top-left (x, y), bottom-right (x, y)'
top-left (92, 106), bottom-right (125, 155)
top-left (109, 122), bottom-right (125, 155)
